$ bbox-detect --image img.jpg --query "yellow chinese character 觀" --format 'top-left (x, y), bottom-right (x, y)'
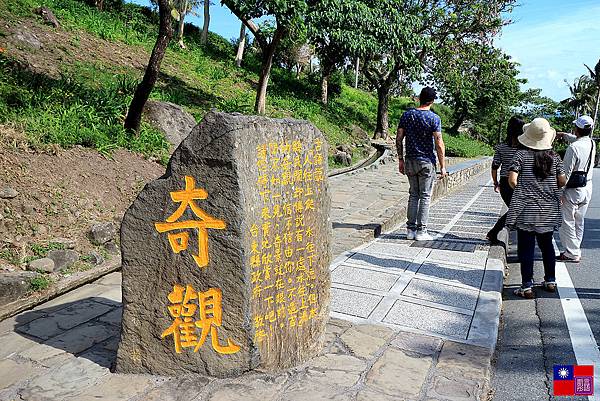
top-left (155, 176), bottom-right (226, 269)
top-left (161, 285), bottom-right (240, 355)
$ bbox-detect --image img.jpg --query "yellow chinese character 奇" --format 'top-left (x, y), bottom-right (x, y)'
top-left (155, 176), bottom-right (226, 269)
top-left (162, 285), bottom-right (240, 355)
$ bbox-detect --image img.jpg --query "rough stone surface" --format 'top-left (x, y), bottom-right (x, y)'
top-left (427, 374), bottom-right (480, 401)
top-left (436, 341), bottom-right (491, 381)
top-left (116, 112), bottom-right (331, 377)
top-left (0, 271), bottom-right (38, 306)
top-left (12, 29), bottom-right (43, 50)
top-left (86, 251), bottom-right (105, 266)
top-left (333, 151), bottom-right (351, 167)
top-left (366, 348), bottom-right (432, 398)
top-left (339, 324), bottom-right (393, 359)
top-left (89, 222), bottom-right (117, 245)
top-left (34, 6), bottom-right (60, 28)
top-left (0, 187), bottom-right (18, 199)
top-left (47, 249), bottom-right (80, 271)
top-left (27, 257), bottom-right (56, 273)
top-left (143, 100), bottom-right (197, 150)
top-left (104, 240), bottom-right (120, 254)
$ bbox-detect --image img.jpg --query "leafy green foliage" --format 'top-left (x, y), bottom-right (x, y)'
top-left (443, 133), bottom-right (494, 158)
top-left (30, 242), bottom-right (66, 258)
top-left (430, 42), bottom-right (522, 144)
top-left (29, 275), bottom-right (53, 292)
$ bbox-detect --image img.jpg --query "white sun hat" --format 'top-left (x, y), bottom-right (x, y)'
top-left (573, 115), bottom-right (594, 129)
top-left (518, 118), bottom-right (556, 151)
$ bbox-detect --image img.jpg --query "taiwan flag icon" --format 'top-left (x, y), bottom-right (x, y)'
top-left (553, 365), bottom-right (594, 396)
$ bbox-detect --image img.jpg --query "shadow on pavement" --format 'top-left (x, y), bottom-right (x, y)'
top-left (14, 297), bottom-right (122, 370)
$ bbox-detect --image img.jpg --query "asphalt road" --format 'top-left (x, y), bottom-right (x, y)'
top-left (492, 169), bottom-right (600, 401)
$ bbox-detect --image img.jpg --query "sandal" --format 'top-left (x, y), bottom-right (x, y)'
top-left (556, 253), bottom-right (580, 263)
top-left (542, 281), bottom-right (557, 292)
top-left (514, 286), bottom-right (534, 299)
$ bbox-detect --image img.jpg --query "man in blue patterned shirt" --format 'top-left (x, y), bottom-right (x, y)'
top-left (395, 87), bottom-right (447, 241)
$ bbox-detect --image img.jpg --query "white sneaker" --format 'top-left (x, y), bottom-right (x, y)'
top-left (415, 231), bottom-right (434, 241)
top-left (406, 229), bottom-right (416, 240)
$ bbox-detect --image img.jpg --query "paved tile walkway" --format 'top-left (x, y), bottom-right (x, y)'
top-left (330, 172), bottom-right (505, 348)
top-left (0, 170), bottom-right (504, 401)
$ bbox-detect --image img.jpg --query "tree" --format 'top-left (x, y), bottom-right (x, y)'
top-left (307, 0), bottom-right (363, 105)
top-left (173, 0), bottom-right (202, 48)
top-left (235, 22), bottom-right (246, 67)
top-left (200, 0), bottom-right (211, 45)
top-left (124, 0), bottom-right (173, 134)
top-left (584, 59), bottom-right (600, 129)
top-left (562, 75), bottom-right (594, 118)
top-left (430, 42), bottom-right (521, 140)
top-left (344, 0), bottom-right (516, 139)
top-left (221, 0), bottom-right (308, 114)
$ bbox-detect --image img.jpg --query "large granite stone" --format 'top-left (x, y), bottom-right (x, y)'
top-left (116, 112), bottom-right (331, 378)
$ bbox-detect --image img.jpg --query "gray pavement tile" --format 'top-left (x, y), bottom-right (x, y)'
top-left (426, 249), bottom-right (487, 267)
top-left (362, 242), bottom-right (423, 259)
top-left (331, 287), bottom-right (382, 318)
top-left (16, 300), bottom-right (115, 340)
top-left (345, 252), bottom-right (410, 271)
top-left (331, 265), bottom-right (400, 291)
top-left (401, 278), bottom-right (479, 310)
top-left (383, 300), bottom-right (472, 338)
top-left (416, 262), bottom-right (484, 288)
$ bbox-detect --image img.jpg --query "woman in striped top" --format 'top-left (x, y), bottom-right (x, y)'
top-left (506, 118), bottom-right (567, 299)
top-left (487, 116), bottom-right (525, 243)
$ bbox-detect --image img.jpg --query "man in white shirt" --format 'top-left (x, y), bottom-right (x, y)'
top-left (557, 115), bottom-right (596, 263)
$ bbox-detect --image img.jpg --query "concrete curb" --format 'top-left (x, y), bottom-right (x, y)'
top-left (0, 256), bottom-right (121, 320)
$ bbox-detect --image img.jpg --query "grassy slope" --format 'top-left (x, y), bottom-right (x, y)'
top-left (0, 0), bottom-right (492, 164)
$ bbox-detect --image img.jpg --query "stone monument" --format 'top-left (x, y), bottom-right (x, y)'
top-left (115, 111), bottom-right (331, 377)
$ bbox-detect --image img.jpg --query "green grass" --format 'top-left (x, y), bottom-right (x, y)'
top-left (0, 53), bottom-right (170, 163)
top-left (0, 0), bottom-right (492, 162)
top-left (443, 133), bottom-right (494, 158)
top-left (28, 275), bottom-right (53, 292)
top-left (29, 241), bottom-right (66, 258)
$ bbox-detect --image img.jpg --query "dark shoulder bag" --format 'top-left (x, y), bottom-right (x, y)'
top-left (566, 139), bottom-right (595, 188)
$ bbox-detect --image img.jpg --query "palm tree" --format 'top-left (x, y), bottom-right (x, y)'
top-left (562, 75), bottom-right (594, 118)
top-left (584, 59), bottom-right (600, 131)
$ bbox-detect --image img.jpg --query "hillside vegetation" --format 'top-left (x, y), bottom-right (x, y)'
top-left (0, 0), bottom-right (493, 164)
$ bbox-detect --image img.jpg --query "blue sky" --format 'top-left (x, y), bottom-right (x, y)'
top-left (130, 0), bottom-right (600, 101)
top-left (496, 0), bottom-right (600, 101)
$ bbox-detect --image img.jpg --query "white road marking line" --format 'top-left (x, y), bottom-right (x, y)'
top-left (435, 180), bottom-right (493, 239)
top-left (554, 239), bottom-right (600, 401)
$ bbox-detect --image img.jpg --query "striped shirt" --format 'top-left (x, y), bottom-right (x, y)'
top-left (506, 150), bottom-right (565, 233)
top-left (492, 143), bottom-right (518, 178)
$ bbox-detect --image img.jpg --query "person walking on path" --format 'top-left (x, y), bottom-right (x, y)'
top-left (486, 116), bottom-right (525, 243)
top-left (396, 87), bottom-right (447, 241)
top-left (506, 118), bottom-right (566, 299)
top-left (557, 115), bottom-right (596, 263)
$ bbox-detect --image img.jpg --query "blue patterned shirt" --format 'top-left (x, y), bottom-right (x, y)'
top-left (399, 108), bottom-right (442, 164)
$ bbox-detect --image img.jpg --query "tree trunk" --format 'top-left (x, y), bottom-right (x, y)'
top-left (354, 57), bottom-right (360, 89)
top-left (254, 29), bottom-right (283, 115)
top-left (124, 0), bottom-right (173, 134)
top-left (374, 84), bottom-right (390, 140)
top-left (200, 0), bottom-right (210, 45)
top-left (593, 89), bottom-right (600, 138)
top-left (235, 23), bottom-right (246, 67)
top-left (177, 6), bottom-right (187, 49)
top-left (450, 112), bottom-right (466, 135)
top-left (321, 74), bottom-right (329, 105)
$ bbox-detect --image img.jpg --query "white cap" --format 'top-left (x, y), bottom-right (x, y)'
top-left (573, 115), bottom-right (594, 129)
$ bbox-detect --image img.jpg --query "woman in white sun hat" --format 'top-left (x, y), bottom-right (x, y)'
top-left (506, 118), bottom-right (567, 299)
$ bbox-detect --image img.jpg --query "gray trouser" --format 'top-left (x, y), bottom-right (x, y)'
top-left (405, 158), bottom-right (435, 231)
